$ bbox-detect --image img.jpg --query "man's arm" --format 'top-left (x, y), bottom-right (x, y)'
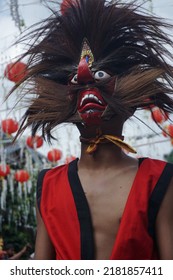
top-left (34, 203), bottom-right (56, 260)
top-left (156, 177), bottom-right (173, 259)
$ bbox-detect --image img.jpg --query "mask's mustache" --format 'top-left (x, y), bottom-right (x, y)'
top-left (100, 68), bottom-right (173, 121)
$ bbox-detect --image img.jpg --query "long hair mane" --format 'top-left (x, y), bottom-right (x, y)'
top-left (9, 0), bottom-right (173, 141)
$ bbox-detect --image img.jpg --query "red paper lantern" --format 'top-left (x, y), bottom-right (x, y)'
top-left (60, 0), bottom-right (77, 14)
top-left (65, 156), bottom-right (76, 164)
top-left (26, 135), bottom-right (43, 149)
top-left (1, 118), bottom-right (18, 135)
top-left (0, 164), bottom-right (10, 177)
top-left (47, 149), bottom-right (62, 162)
top-left (167, 124), bottom-right (173, 138)
top-left (14, 170), bottom-right (30, 183)
top-left (151, 107), bottom-right (168, 124)
top-left (4, 61), bottom-right (27, 83)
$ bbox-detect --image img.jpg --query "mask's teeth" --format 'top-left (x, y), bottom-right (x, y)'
top-left (80, 94), bottom-right (103, 107)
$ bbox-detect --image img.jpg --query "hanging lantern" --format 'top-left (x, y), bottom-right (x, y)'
top-left (1, 118), bottom-right (18, 135)
top-left (60, 0), bottom-right (76, 14)
top-left (167, 124), bottom-right (173, 138)
top-left (4, 61), bottom-right (27, 83)
top-left (47, 149), bottom-right (62, 162)
top-left (65, 155), bottom-right (76, 164)
top-left (151, 107), bottom-right (168, 124)
top-left (14, 170), bottom-right (30, 183)
top-left (26, 135), bottom-right (43, 149)
top-left (0, 164), bottom-right (10, 177)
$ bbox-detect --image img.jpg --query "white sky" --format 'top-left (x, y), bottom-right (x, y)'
top-left (1, 0), bottom-right (173, 160)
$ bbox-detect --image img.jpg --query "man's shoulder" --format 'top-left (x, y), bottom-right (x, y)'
top-left (139, 157), bottom-right (173, 169)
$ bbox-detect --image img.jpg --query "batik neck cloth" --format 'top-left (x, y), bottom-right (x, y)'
top-left (80, 134), bottom-right (136, 154)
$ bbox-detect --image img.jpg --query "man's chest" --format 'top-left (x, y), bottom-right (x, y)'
top-left (78, 169), bottom-right (137, 259)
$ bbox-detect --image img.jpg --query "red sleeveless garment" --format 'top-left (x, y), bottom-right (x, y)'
top-left (37, 158), bottom-right (173, 260)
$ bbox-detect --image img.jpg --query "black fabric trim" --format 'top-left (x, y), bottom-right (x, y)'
top-left (37, 169), bottom-right (50, 214)
top-left (148, 162), bottom-right (173, 238)
top-left (68, 159), bottom-right (95, 260)
top-left (138, 157), bottom-right (147, 166)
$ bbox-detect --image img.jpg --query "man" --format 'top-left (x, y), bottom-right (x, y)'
top-left (11, 0), bottom-right (173, 259)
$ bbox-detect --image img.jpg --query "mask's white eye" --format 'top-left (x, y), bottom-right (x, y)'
top-left (70, 74), bottom-right (78, 84)
top-left (94, 71), bottom-right (111, 81)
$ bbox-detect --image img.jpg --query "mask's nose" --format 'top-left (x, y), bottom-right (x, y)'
top-left (77, 58), bottom-right (94, 84)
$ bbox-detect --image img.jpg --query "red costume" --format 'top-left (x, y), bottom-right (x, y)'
top-left (37, 158), bottom-right (173, 260)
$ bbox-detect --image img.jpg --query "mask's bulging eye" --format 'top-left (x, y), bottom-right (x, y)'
top-left (70, 74), bottom-right (78, 84)
top-left (94, 71), bottom-right (111, 81)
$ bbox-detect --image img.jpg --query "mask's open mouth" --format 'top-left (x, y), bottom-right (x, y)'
top-left (77, 88), bottom-right (107, 125)
top-left (78, 89), bottom-right (106, 113)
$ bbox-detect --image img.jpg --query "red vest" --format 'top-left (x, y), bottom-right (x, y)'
top-left (37, 158), bottom-right (173, 259)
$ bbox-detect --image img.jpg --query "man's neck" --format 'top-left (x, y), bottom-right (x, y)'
top-left (78, 142), bottom-right (136, 170)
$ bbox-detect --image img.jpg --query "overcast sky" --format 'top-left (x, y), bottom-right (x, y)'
top-left (1, 0), bottom-right (173, 159)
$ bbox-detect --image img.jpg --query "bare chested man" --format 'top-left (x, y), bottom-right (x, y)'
top-left (35, 118), bottom-right (173, 260)
top-left (11, 0), bottom-right (173, 259)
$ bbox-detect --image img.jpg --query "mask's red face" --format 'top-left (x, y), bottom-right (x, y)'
top-left (69, 41), bottom-right (111, 126)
